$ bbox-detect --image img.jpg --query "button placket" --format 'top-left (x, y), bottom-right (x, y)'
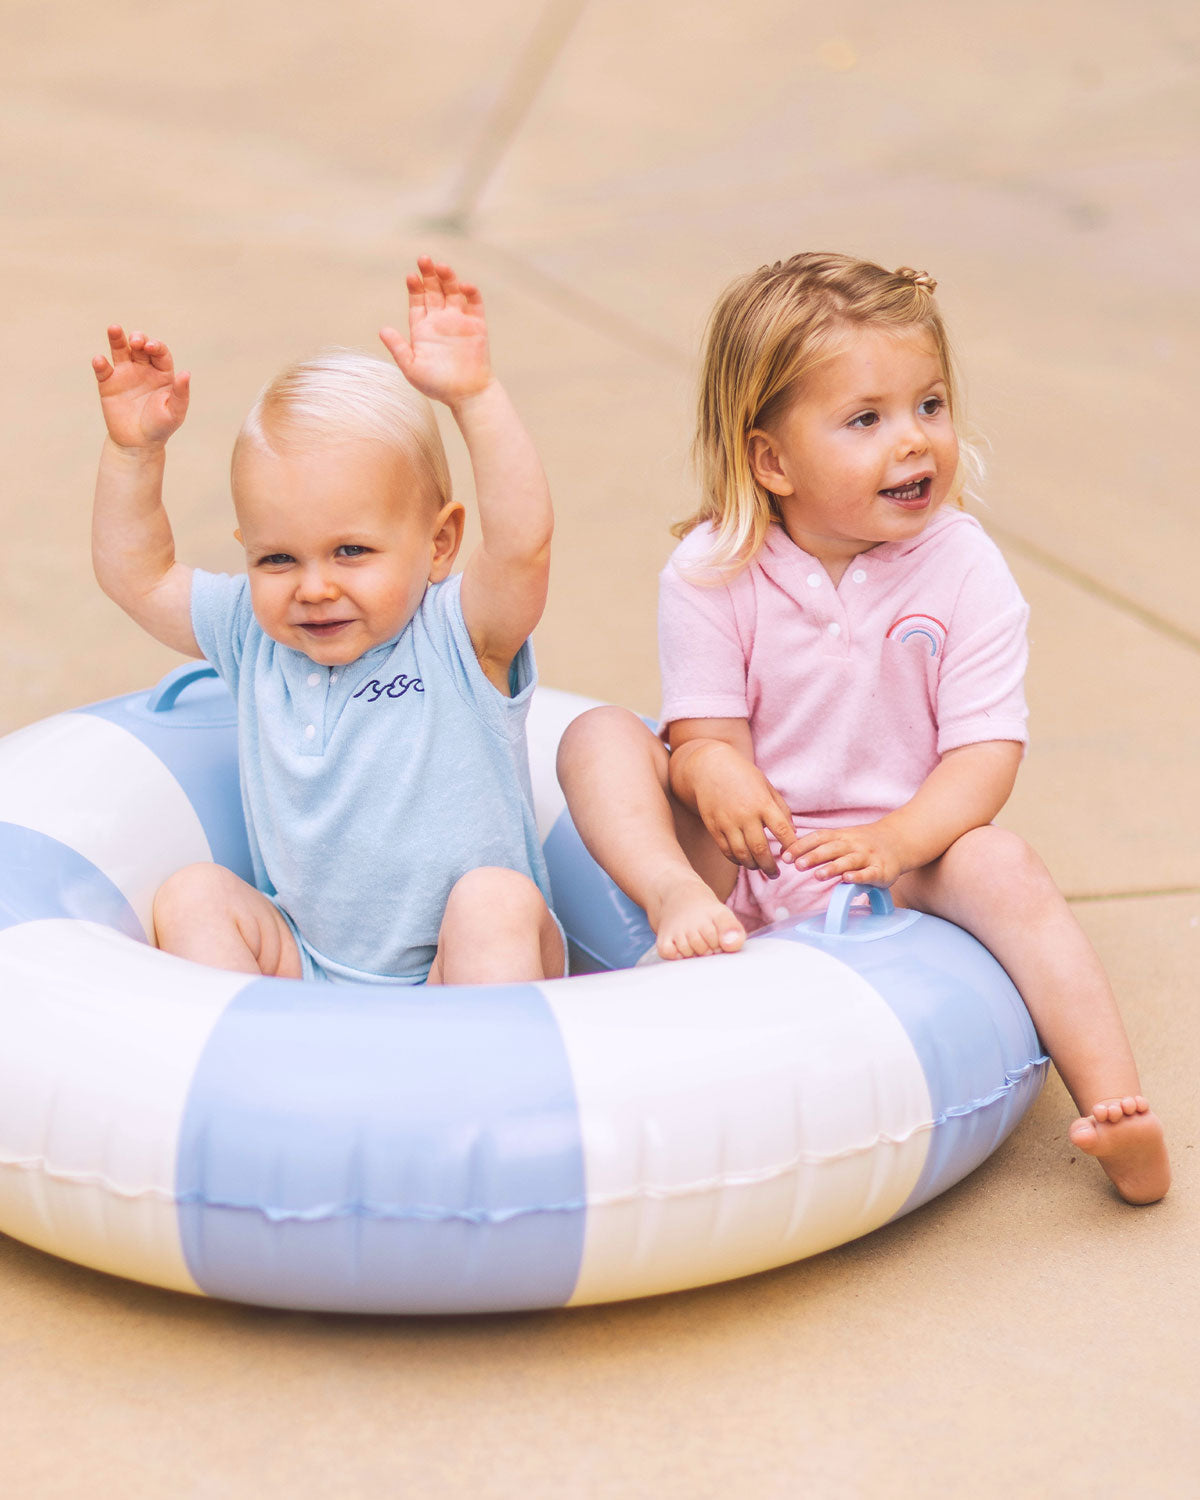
top-left (297, 663), bottom-right (329, 754)
top-left (820, 581), bottom-right (850, 655)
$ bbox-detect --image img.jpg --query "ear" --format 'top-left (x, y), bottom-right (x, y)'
top-left (747, 429), bottom-right (795, 497)
top-left (428, 500), bottom-right (466, 582)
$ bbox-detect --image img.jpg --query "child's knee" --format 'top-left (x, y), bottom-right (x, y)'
top-left (445, 866), bottom-right (546, 929)
top-left (153, 862), bottom-right (256, 946)
top-left (556, 704), bottom-right (655, 782)
top-left (154, 862), bottom-right (227, 922)
top-left (951, 826), bottom-right (1052, 906)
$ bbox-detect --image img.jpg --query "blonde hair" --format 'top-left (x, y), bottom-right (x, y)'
top-left (679, 252), bottom-right (979, 572)
top-left (233, 349), bottom-right (451, 510)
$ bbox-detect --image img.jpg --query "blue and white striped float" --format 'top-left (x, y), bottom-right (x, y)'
top-left (0, 664), bottom-right (1047, 1313)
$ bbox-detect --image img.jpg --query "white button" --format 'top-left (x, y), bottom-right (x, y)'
top-left (329, 672), bottom-right (338, 683)
top-left (827, 621), bottom-right (842, 637)
top-left (304, 724), bottom-right (316, 739)
top-left (806, 573), bottom-right (822, 589)
top-left (852, 569), bottom-right (867, 583)
top-left (773, 906), bottom-right (790, 923)
top-left (307, 672), bottom-right (320, 687)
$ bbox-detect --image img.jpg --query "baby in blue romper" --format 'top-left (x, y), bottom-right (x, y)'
top-left (90, 257), bottom-right (564, 986)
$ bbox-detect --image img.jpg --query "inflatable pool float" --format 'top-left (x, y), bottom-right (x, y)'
top-left (0, 664), bottom-right (1047, 1313)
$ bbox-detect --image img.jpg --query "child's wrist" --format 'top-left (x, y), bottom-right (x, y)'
top-left (668, 738), bottom-right (727, 803)
top-left (876, 812), bottom-right (921, 874)
top-left (103, 434), bottom-right (169, 463)
top-left (446, 375), bottom-right (502, 422)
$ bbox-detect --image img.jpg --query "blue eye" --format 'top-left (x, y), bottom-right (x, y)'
top-left (257, 553), bottom-right (294, 567)
top-left (337, 544), bottom-right (370, 558)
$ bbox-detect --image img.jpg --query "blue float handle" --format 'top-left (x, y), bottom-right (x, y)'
top-left (146, 662), bottom-right (220, 713)
top-left (823, 883), bottom-right (894, 935)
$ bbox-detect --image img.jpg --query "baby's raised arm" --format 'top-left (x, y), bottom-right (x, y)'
top-left (380, 258), bottom-right (551, 692)
top-left (91, 326), bottom-right (199, 657)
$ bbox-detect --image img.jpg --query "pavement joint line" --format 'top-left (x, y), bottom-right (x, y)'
top-left (456, 236), bottom-right (692, 369)
top-left (987, 521), bottom-right (1200, 656)
top-left (1067, 886), bottom-right (1200, 905)
top-left (430, 0), bottom-right (589, 233)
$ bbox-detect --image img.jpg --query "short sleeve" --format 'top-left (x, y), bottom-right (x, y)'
top-left (658, 550), bottom-right (751, 725)
top-left (419, 574), bottom-right (537, 740)
top-left (936, 543), bottom-right (1030, 753)
top-left (190, 569), bottom-right (255, 696)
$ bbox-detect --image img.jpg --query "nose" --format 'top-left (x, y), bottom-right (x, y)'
top-left (894, 414), bottom-right (930, 460)
top-left (294, 563), bottom-right (340, 603)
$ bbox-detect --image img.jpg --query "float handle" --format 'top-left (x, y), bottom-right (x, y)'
top-left (823, 883), bottom-right (894, 935)
top-left (147, 662), bottom-right (220, 713)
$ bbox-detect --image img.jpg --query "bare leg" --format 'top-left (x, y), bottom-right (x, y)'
top-left (427, 867), bottom-right (565, 986)
top-left (556, 706), bottom-right (745, 959)
top-left (893, 826), bottom-right (1169, 1204)
top-left (153, 863), bottom-right (303, 978)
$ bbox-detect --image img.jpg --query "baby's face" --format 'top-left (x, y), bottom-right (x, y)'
top-left (232, 438), bottom-right (461, 667)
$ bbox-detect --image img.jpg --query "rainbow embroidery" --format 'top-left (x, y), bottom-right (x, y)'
top-left (886, 614), bottom-right (947, 658)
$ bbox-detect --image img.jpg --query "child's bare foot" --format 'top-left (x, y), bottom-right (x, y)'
top-left (647, 874), bottom-right (745, 960)
top-left (1068, 1096), bottom-right (1170, 1204)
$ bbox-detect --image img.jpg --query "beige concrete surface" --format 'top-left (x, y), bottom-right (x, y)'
top-left (2, 1), bottom-right (1197, 1495)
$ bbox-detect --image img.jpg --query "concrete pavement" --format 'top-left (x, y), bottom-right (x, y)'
top-left (2, 2), bottom-right (1197, 1494)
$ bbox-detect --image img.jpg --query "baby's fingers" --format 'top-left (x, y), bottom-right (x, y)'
top-left (106, 325), bottom-right (131, 363)
top-left (416, 255), bottom-right (445, 309)
top-left (379, 326), bottom-right (415, 377)
top-left (431, 260), bottom-right (466, 306)
top-left (142, 338), bottom-right (176, 374)
top-left (92, 354), bottom-right (115, 384)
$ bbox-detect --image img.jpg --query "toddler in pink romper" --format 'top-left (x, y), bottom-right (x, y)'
top-left (658, 507), bottom-right (1029, 930)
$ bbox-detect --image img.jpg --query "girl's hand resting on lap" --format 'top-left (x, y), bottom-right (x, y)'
top-left (672, 739), bottom-right (798, 878)
top-left (788, 819), bottom-right (909, 888)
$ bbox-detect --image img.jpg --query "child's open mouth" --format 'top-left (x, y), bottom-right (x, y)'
top-left (879, 476), bottom-right (932, 507)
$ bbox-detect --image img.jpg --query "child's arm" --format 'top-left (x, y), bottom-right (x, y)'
top-left (380, 258), bottom-right (551, 693)
top-left (667, 718), bottom-right (799, 879)
top-left (787, 740), bottom-right (1024, 887)
top-left (91, 326), bottom-right (199, 656)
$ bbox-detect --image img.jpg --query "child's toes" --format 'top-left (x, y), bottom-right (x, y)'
top-left (694, 919), bottom-right (720, 956)
top-left (713, 910), bottom-right (745, 951)
top-left (1068, 1115), bottom-right (1100, 1151)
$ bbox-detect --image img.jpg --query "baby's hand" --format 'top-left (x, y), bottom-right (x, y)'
top-left (92, 327), bottom-right (191, 449)
top-left (787, 820), bottom-right (908, 888)
top-left (379, 256), bottom-right (492, 409)
top-left (680, 741), bottom-right (797, 878)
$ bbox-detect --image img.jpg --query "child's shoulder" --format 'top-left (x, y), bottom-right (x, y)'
top-left (663, 522), bottom-right (721, 572)
top-left (910, 506), bottom-right (1013, 572)
top-left (908, 508), bottom-right (1025, 617)
top-left (662, 523), bottom-right (765, 594)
